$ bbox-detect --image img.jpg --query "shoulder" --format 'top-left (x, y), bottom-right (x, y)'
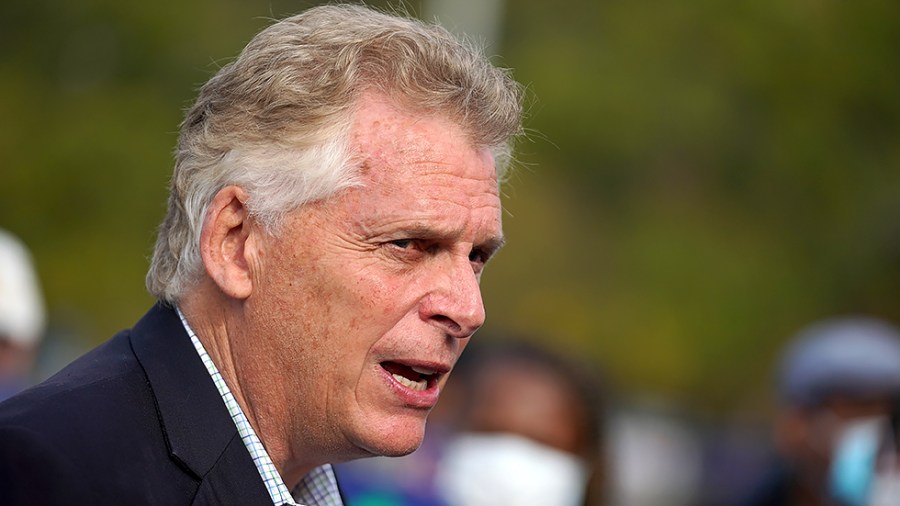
top-left (0, 329), bottom-right (162, 504)
top-left (0, 304), bottom-right (254, 504)
top-left (0, 424), bottom-right (100, 504)
top-left (0, 328), bottom-right (148, 430)
top-left (0, 303), bottom-right (185, 431)
top-left (0, 326), bottom-right (159, 454)
top-left (0, 310), bottom-right (198, 504)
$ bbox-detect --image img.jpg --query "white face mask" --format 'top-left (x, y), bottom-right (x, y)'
top-left (435, 432), bottom-right (590, 506)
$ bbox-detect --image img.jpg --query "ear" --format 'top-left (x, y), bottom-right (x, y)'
top-left (199, 185), bottom-right (258, 300)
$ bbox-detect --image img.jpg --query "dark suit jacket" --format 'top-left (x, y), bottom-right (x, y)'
top-left (0, 303), bottom-right (276, 505)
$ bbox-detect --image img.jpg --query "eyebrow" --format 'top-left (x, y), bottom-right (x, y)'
top-left (392, 224), bottom-right (505, 255)
top-left (479, 235), bottom-right (507, 257)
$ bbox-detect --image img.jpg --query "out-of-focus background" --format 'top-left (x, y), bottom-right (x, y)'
top-left (2, 0), bottom-right (899, 504)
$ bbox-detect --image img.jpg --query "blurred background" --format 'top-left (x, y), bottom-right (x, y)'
top-left (2, 0), bottom-right (899, 504)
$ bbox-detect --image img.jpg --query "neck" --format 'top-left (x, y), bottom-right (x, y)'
top-left (177, 287), bottom-right (317, 489)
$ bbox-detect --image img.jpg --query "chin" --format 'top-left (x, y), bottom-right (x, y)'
top-left (352, 415), bottom-right (427, 457)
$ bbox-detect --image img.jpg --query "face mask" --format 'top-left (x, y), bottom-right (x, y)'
top-left (829, 417), bottom-right (884, 506)
top-left (434, 432), bottom-right (589, 506)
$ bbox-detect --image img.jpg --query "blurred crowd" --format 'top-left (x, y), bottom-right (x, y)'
top-left (3, 226), bottom-right (900, 505)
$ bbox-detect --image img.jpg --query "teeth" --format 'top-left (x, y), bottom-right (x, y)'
top-left (392, 373), bottom-right (427, 391)
top-left (411, 366), bottom-right (436, 375)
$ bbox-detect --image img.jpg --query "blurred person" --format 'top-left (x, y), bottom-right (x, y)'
top-left (0, 4), bottom-right (523, 505)
top-left (741, 317), bottom-right (900, 506)
top-left (828, 400), bottom-right (900, 506)
top-left (0, 229), bottom-right (46, 401)
top-left (434, 339), bottom-right (607, 506)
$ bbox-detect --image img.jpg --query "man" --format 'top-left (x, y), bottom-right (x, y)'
top-left (0, 4), bottom-right (523, 505)
top-left (741, 316), bottom-right (900, 506)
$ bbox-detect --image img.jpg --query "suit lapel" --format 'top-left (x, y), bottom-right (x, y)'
top-left (129, 304), bottom-right (272, 504)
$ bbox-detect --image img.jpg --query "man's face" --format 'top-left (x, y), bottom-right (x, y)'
top-left (243, 92), bottom-right (503, 462)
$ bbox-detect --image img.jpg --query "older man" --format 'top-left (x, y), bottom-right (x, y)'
top-left (0, 4), bottom-right (523, 505)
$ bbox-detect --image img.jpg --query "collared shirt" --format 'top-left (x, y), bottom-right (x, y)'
top-left (177, 309), bottom-right (343, 506)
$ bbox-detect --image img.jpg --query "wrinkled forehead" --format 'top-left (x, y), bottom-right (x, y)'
top-left (348, 101), bottom-right (497, 203)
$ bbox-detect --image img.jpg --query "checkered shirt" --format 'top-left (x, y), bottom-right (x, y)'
top-left (177, 309), bottom-right (343, 506)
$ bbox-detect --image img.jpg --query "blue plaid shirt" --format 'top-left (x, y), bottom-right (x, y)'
top-left (178, 309), bottom-right (343, 506)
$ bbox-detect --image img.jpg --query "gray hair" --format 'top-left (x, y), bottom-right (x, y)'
top-left (146, 4), bottom-right (524, 303)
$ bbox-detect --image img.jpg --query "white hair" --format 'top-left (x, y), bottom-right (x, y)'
top-left (146, 4), bottom-right (524, 302)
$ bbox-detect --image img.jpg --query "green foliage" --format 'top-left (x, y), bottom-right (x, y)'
top-left (492, 0), bottom-right (900, 410)
top-left (2, 0), bottom-right (898, 412)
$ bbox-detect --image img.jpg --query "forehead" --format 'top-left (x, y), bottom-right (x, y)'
top-left (340, 93), bottom-right (501, 227)
top-left (350, 93), bottom-right (496, 184)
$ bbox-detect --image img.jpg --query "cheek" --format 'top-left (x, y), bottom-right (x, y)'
top-left (341, 264), bottom-right (421, 325)
top-left (272, 239), bottom-right (426, 349)
top-left (334, 271), bottom-right (387, 329)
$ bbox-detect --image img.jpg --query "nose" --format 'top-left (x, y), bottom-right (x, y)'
top-left (419, 256), bottom-right (486, 339)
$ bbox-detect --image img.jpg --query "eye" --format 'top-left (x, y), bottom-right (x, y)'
top-left (389, 239), bottom-right (413, 249)
top-left (385, 239), bottom-right (429, 260)
top-left (384, 239), bottom-right (440, 263)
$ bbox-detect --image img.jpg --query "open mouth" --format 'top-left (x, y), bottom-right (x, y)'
top-left (381, 361), bottom-right (440, 391)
